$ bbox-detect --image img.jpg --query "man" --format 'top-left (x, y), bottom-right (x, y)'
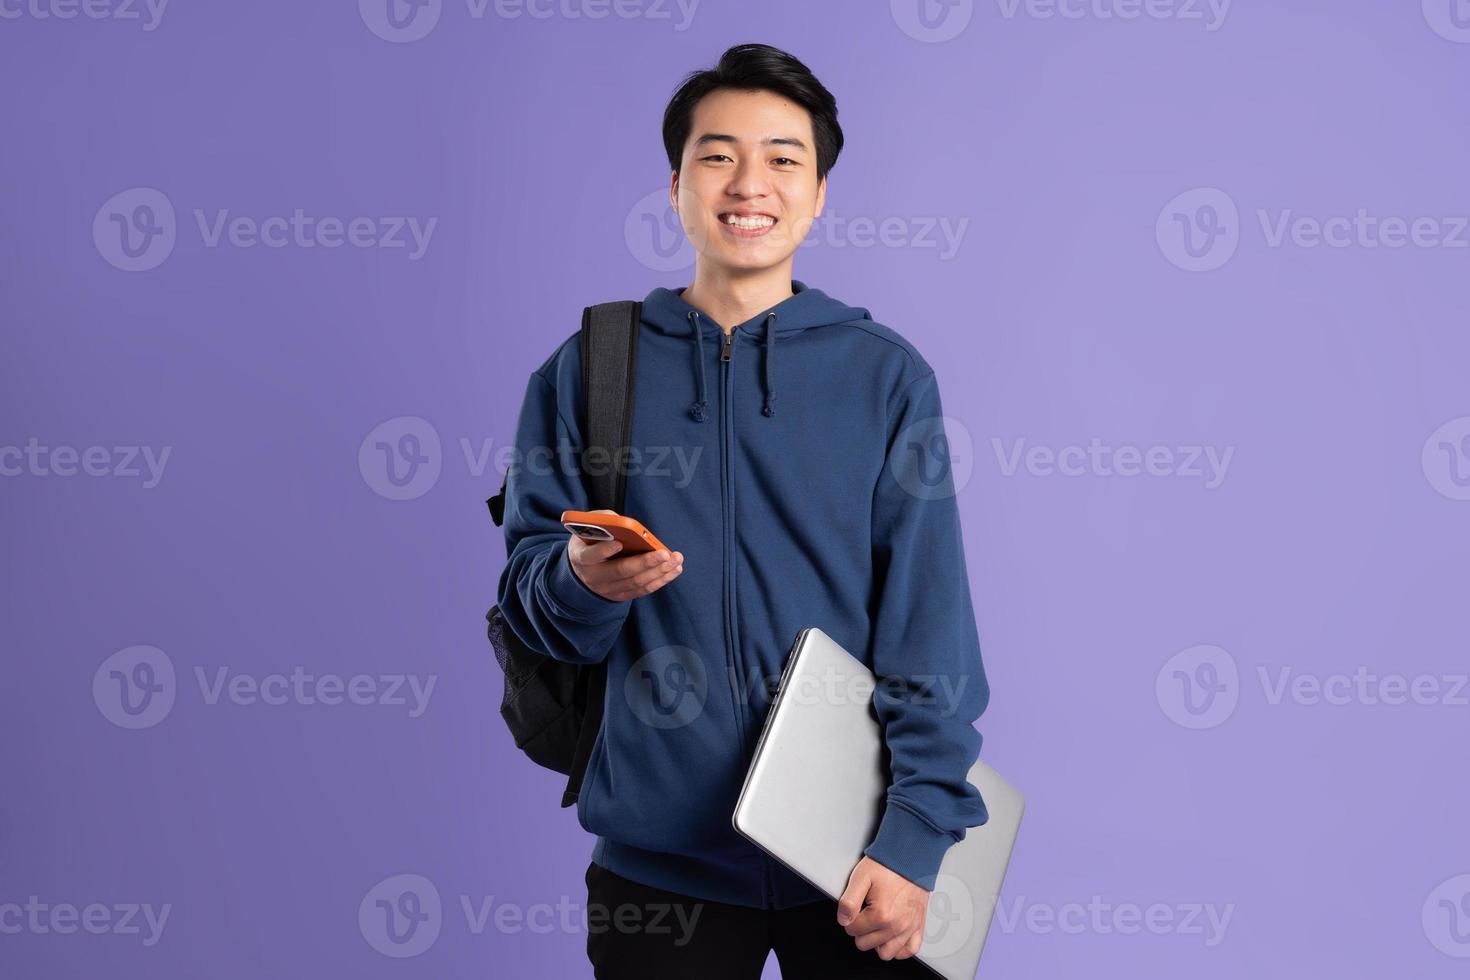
top-left (497, 43), bottom-right (991, 979)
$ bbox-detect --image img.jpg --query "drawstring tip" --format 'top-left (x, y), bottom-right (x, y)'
top-left (761, 402), bottom-right (775, 417)
top-left (690, 402), bottom-right (708, 422)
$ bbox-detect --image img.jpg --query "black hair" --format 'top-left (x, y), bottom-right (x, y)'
top-left (662, 44), bottom-right (844, 181)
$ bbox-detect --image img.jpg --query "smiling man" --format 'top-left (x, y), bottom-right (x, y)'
top-left (496, 43), bottom-right (991, 978)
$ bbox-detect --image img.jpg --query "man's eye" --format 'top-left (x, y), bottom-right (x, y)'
top-left (702, 154), bottom-right (732, 163)
top-left (772, 158), bottom-right (798, 166)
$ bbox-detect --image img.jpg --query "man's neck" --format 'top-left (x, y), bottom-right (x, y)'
top-left (680, 266), bottom-right (795, 334)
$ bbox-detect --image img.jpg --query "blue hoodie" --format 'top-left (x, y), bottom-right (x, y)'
top-left (497, 280), bottom-right (990, 909)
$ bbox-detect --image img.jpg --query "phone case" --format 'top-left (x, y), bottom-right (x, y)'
top-left (560, 510), bottom-right (668, 555)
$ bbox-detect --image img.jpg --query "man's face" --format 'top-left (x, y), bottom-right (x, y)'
top-left (671, 88), bottom-right (827, 276)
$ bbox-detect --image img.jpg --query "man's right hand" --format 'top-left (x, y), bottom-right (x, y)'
top-left (568, 509), bottom-right (684, 602)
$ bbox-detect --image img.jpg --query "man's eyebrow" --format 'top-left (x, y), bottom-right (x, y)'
top-left (691, 133), bottom-right (809, 153)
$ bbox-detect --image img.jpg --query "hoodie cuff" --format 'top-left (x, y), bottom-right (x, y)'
top-left (862, 801), bottom-right (957, 892)
top-left (546, 546), bottom-right (630, 625)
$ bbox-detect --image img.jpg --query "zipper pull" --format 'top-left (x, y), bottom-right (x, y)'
top-left (721, 329), bottom-right (735, 362)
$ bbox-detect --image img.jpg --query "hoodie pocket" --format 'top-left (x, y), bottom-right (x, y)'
top-left (576, 625), bottom-right (754, 858)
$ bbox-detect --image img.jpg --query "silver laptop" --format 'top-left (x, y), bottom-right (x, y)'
top-left (733, 628), bottom-right (1024, 980)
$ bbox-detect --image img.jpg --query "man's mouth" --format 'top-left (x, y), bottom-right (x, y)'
top-left (719, 212), bottom-right (778, 237)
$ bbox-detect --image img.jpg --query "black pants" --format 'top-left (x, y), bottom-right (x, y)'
top-left (585, 861), bottom-right (933, 979)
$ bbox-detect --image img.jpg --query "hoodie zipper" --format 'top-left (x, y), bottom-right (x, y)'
top-left (719, 327), bottom-right (750, 754)
top-left (719, 326), bottom-right (779, 909)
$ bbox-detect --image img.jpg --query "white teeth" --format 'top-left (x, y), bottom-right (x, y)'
top-left (723, 214), bottom-right (775, 230)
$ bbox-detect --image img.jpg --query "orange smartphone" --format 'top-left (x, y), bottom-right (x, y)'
top-left (560, 510), bottom-right (669, 555)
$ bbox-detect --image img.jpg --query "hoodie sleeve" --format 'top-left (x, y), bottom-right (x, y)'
top-left (495, 369), bottom-right (631, 665)
top-left (861, 370), bottom-right (991, 891)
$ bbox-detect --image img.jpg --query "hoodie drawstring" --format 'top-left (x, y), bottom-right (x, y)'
top-left (688, 311), bottom-right (709, 422)
top-left (761, 312), bottom-right (777, 417)
top-left (687, 308), bottom-right (777, 421)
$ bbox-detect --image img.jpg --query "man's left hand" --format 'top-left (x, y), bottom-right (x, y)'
top-left (836, 855), bottom-right (930, 960)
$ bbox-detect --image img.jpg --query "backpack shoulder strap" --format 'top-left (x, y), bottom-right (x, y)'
top-left (486, 300), bottom-right (641, 524)
top-left (560, 300), bottom-right (639, 808)
top-left (580, 300), bottom-right (641, 512)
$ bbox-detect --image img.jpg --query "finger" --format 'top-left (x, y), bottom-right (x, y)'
top-left (876, 932), bottom-right (912, 961)
top-left (633, 563), bottom-right (684, 597)
top-left (587, 508), bottom-right (617, 515)
top-left (837, 867), bottom-right (870, 929)
top-left (596, 555), bottom-right (682, 602)
top-left (852, 921), bottom-right (903, 952)
top-left (572, 538), bottom-right (623, 563)
top-left (619, 552), bottom-right (680, 590)
top-left (902, 927), bottom-right (924, 958)
top-left (611, 558), bottom-right (679, 599)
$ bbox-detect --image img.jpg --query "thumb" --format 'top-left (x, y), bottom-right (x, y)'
top-left (837, 865), bottom-right (870, 926)
top-left (576, 539), bottom-right (624, 563)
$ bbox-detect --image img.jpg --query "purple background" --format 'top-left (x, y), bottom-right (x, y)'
top-left (4, 1), bottom-right (1469, 977)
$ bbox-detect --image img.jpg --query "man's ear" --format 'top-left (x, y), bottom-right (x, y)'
top-left (814, 175), bottom-right (827, 219)
top-left (669, 171), bottom-right (680, 216)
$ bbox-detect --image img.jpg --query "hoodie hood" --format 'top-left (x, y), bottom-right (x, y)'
top-left (641, 279), bottom-right (871, 422)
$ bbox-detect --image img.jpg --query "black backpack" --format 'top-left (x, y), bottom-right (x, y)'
top-left (486, 300), bottom-right (640, 809)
